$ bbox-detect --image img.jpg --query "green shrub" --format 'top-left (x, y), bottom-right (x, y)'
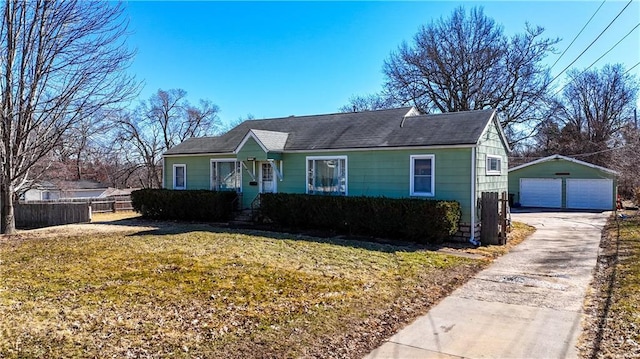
top-left (131, 189), bottom-right (238, 221)
top-left (259, 193), bottom-right (460, 243)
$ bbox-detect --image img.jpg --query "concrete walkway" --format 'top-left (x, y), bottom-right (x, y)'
top-left (365, 211), bottom-right (609, 359)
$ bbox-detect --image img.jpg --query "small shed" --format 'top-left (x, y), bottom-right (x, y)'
top-left (508, 154), bottom-right (617, 210)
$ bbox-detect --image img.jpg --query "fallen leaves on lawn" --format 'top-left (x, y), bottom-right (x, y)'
top-left (0, 220), bottom-right (533, 358)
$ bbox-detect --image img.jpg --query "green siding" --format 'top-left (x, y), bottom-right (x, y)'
top-left (277, 149), bottom-right (472, 203)
top-left (508, 158), bottom-right (617, 207)
top-left (165, 148), bottom-right (475, 219)
top-left (240, 160), bottom-right (260, 208)
top-left (286, 149), bottom-right (473, 219)
top-left (165, 156), bottom-right (210, 190)
top-left (475, 119), bottom-right (509, 220)
top-left (236, 137), bottom-right (267, 161)
top-left (163, 120), bottom-right (511, 225)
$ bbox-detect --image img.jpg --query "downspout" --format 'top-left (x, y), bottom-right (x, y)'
top-left (162, 157), bottom-right (166, 188)
top-left (469, 147), bottom-right (481, 246)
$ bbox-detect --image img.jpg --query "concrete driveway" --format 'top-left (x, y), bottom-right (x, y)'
top-left (365, 211), bottom-right (610, 359)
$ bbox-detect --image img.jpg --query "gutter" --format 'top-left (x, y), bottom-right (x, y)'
top-left (162, 157), bottom-right (166, 188)
top-left (469, 147), bottom-right (480, 246)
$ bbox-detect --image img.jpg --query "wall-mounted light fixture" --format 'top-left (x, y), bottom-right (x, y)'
top-left (247, 157), bottom-right (256, 161)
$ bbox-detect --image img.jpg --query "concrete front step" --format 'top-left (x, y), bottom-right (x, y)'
top-left (230, 209), bottom-right (255, 226)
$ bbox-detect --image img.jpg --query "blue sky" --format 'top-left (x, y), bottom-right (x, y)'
top-left (124, 1), bottom-right (640, 128)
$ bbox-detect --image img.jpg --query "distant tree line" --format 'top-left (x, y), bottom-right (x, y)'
top-left (36, 88), bottom-right (221, 190)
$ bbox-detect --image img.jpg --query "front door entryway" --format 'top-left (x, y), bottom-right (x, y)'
top-left (260, 162), bottom-right (276, 193)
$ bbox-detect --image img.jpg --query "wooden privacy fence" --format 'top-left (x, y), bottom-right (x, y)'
top-left (15, 195), bottom-right (134, 228)
top-left (481, 191), bottom-right (511, 245)
top-left (19, 195), bottom-right (133, 214)
top-left (89, 197), bottom-right (134, 213)
top-left (15, 202), bottom-right (91, 228)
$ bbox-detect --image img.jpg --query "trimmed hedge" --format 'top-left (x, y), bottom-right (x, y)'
top-left (131, 189), bottom-right (238, 221)
top-left (259, 193), bottom-right (460, 243)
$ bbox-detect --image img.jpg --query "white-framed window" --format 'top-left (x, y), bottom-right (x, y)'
top-left (306, 156), bottom-right (347, 195)
top-left (173, 164), bottom-right (186, 190)
top-left (211, 159), bottom-right (241, 192)
top-left (486, 155), bottom-right (502, 175)
top-left (410, 155), bottom-right (435, 197)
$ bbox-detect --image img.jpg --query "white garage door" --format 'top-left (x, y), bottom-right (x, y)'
top-left (566, 179), bottom-right (613, 210)
top-left (520, 178), bottom-right (562, 208)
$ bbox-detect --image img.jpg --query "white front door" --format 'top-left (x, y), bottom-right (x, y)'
top-left (260, 162), bottom-right (276, 193)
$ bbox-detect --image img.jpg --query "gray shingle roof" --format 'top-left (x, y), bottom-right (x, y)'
top-left (164, 107), bottom-right (497, 155)
top-left (247, 129), bottom-right (289, 152)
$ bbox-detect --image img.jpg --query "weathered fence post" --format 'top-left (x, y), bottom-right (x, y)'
top-left (499, 191), bottom-right (510, 245)
top-left (481, 192), bottom-right (499, 245)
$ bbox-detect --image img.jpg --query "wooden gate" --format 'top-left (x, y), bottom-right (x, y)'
top-left (481, 191), bottom-right (511, 245)
top-left (481, 192), bottom-right (499, 245)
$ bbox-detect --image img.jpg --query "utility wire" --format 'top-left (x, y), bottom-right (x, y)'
top-left (549, 0), bottom-right (635, 86)
top-left (582, 22), bottom-right (640, 72)
top-left (553, 22), bottom-right (640, 96)
top-left (624, 61), bottom-right (640, 75)
top-left (551, 0), bottom-right (607, 70)
top-left (508, 145), bottom-right (627, 162)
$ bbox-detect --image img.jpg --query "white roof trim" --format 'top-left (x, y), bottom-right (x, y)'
top-left (509, 154), bottom-right (618, 175)
top-left (166, 144), bottom-right (477, 157)
top-left (233, 129), bottom-right (289, 154)
top-left (478, 110), bottom-right (511, 152)
top-left (234, 130), bottom-right (269, 154)
top-left (163, 152), bottom-right (235, 158)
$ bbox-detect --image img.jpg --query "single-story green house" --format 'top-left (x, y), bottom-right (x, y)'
top-left (163, 107), bottom-right (510, 243)
top-left (508, 154), bottom-right (617, 210)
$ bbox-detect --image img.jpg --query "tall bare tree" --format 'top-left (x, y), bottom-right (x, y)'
top-left (338, 93), bottom-right (397, 112)
top-left (0, 0), bottom-right (136, 233)
top-left (553, 65), bottom-right (638, 166)
top-left (346, 7), bottom-right (558, 146)
top-left (116, 89), bottom-right (220, 188)
top-left (613, 122), bottom-right (640, 196)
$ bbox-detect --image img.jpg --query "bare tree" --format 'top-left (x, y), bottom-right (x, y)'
top-left (613, 123), bottom-right (640, 197)
top-left (339, 93), bottom-right (397, 112)
top-left (0, 1), bottom-right (137, 233)
top-left (379, 6), bottom-right (558, 146)
top-left (46, 111), bottom-right (115, 181)
top-left (115, 89), bottom-right (220, 188)
top-left (554, 64), bottom-right (638, 166)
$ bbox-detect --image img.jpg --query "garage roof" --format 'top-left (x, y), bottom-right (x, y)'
top-left (509, 154), bottom-right (617, 175)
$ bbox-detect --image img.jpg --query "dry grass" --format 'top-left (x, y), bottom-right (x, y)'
top-left (91, 211), bottom-right (141, 223)
top-left (579, 210), bottom-right (640, 358)
top-left (0, 218), bottom-right (534, 358)
top-left (466, 221), bottom-right (535, 258)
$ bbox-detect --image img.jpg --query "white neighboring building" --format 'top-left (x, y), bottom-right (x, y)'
top-left (21, 180), bottom-right (128, 201)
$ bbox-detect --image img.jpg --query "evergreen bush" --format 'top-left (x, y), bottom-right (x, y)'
top-left (131, 189), bottom-right (237, 221)
top-left (259, 193), bottom-right (460, 243)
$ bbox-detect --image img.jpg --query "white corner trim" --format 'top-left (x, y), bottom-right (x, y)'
top-left (470, 147), bottom-right (477, 244)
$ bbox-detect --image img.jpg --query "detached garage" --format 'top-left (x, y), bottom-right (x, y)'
top-left (509, 154), bottom-right (617, 210)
